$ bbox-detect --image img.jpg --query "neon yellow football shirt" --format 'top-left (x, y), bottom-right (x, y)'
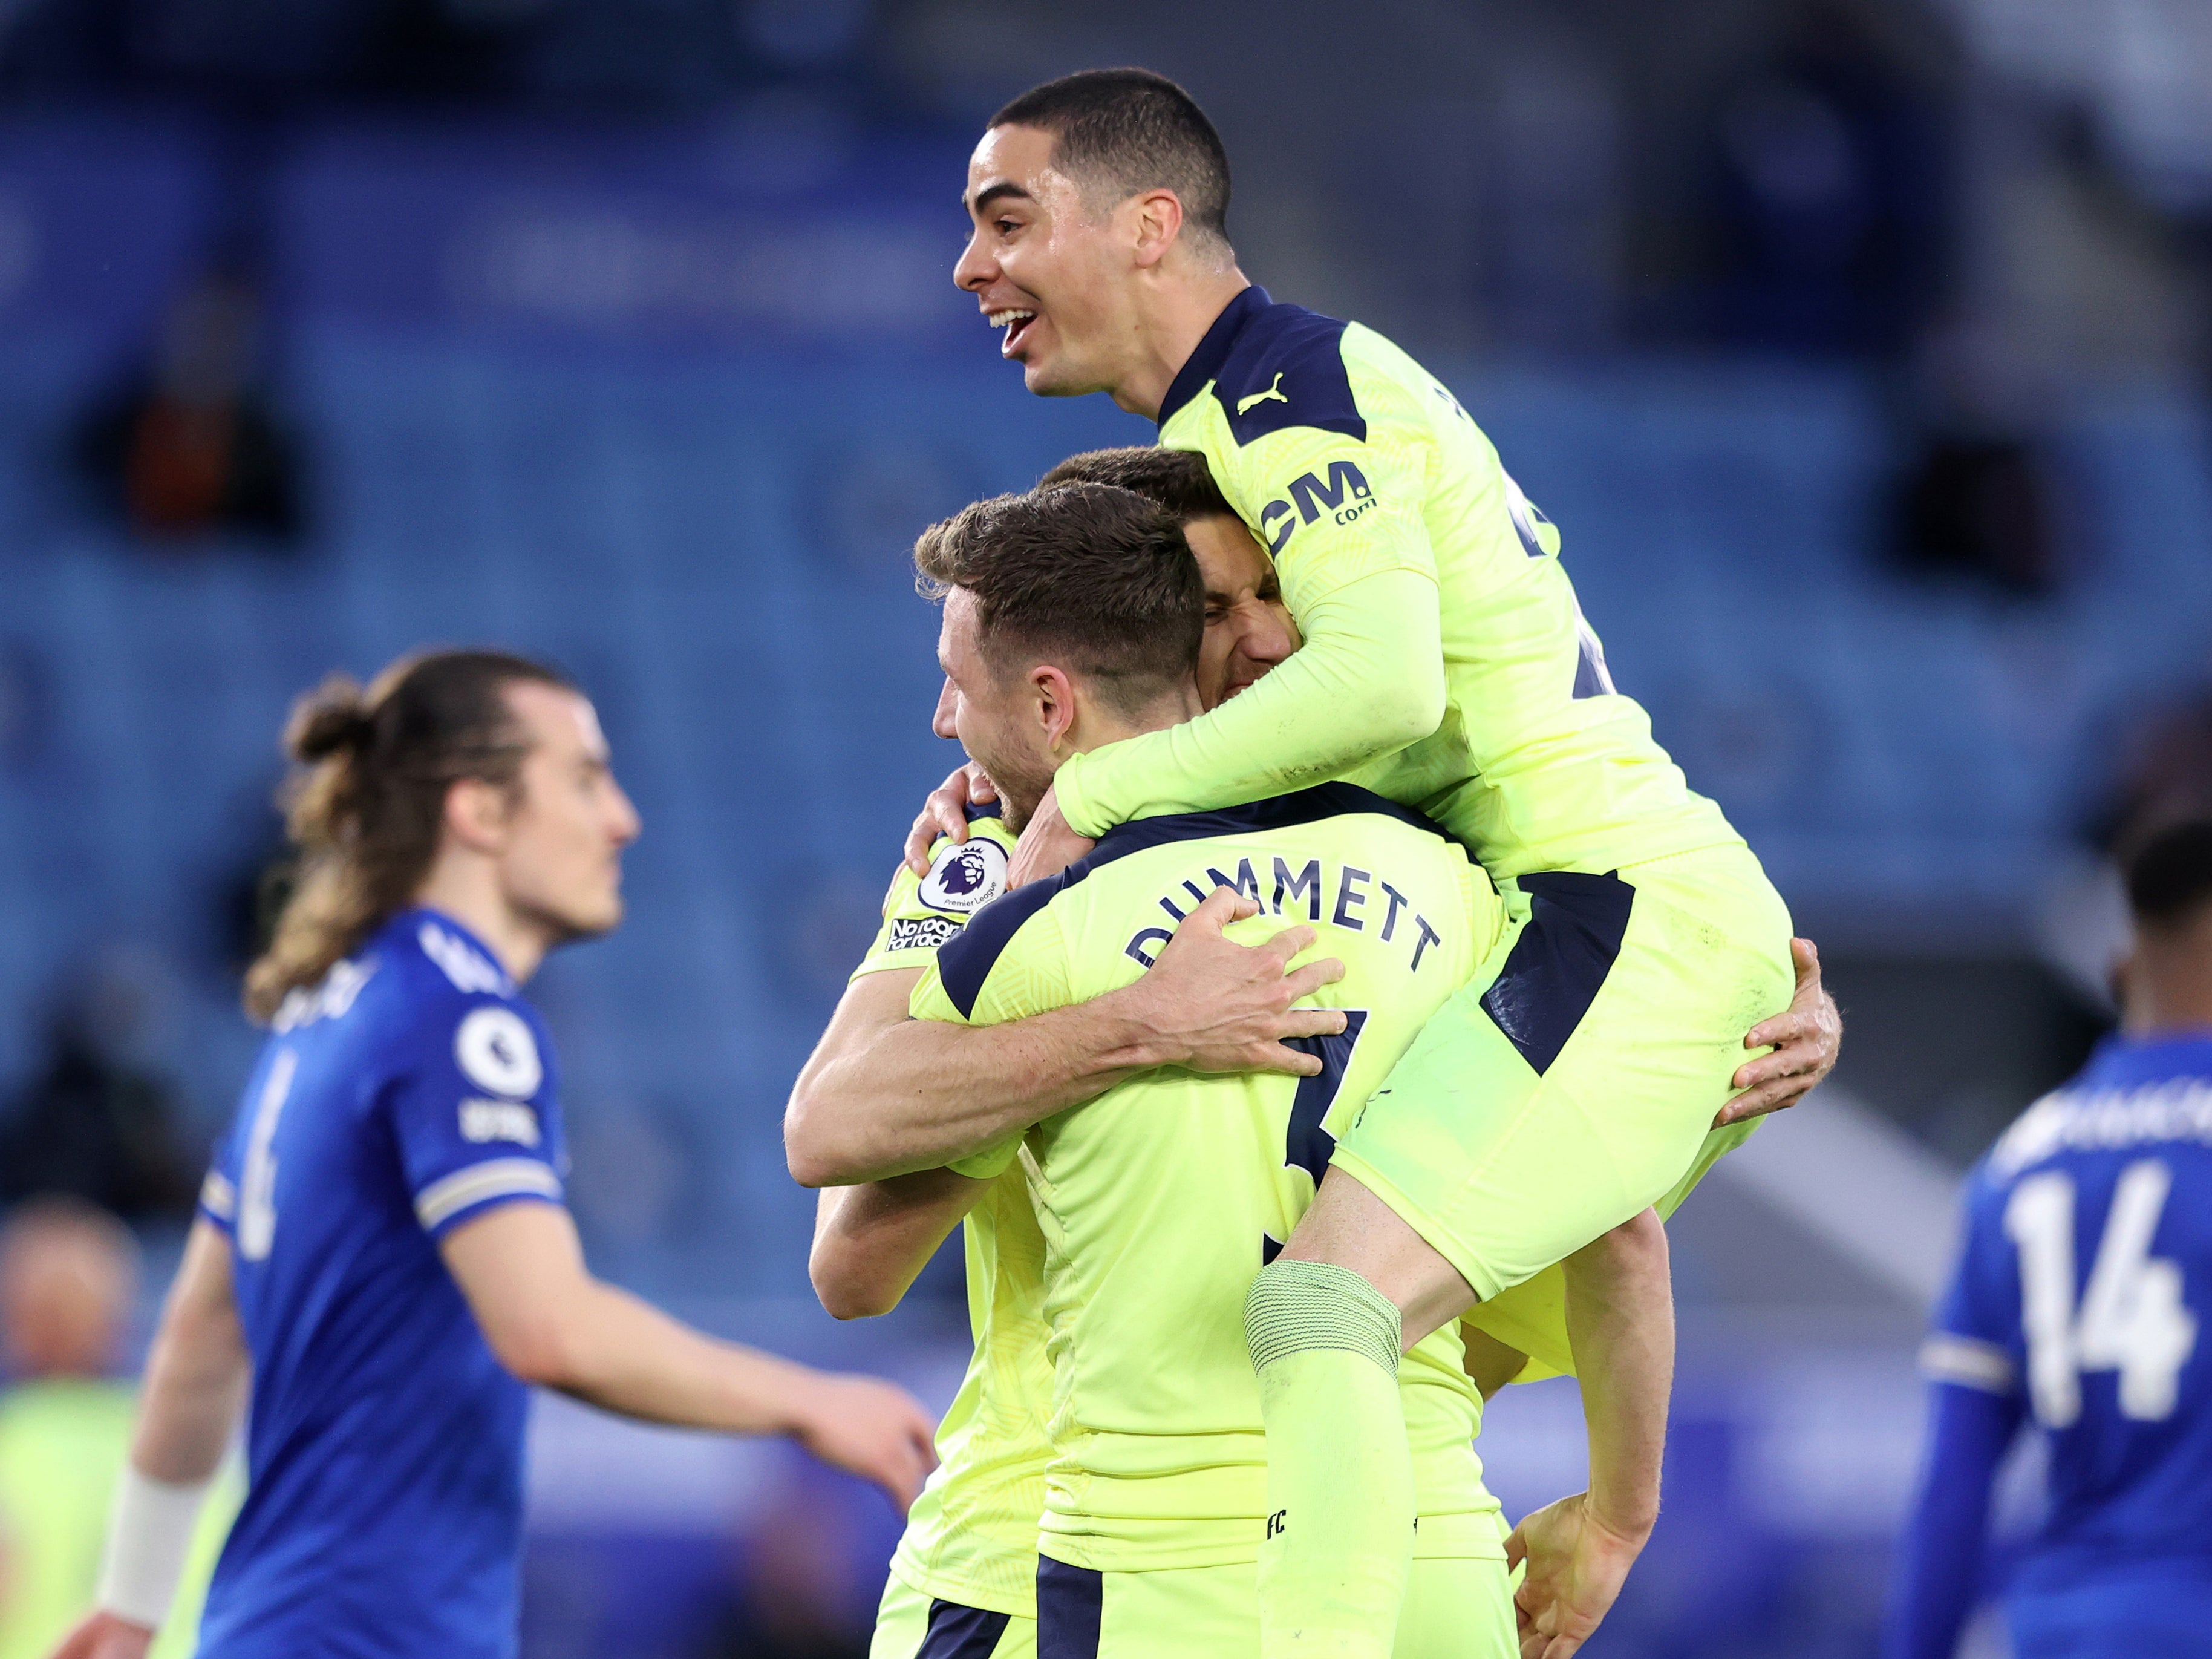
top-left (853, 813), bottom-right (1051, 1616)
top-left (912, 783), bottom-right (1513, 1572)
top-left (1051, 286), bottom-right (1738, 881)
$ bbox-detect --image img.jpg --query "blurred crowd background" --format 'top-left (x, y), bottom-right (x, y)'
top-left (0, 0), bottom-right (2210, 1653)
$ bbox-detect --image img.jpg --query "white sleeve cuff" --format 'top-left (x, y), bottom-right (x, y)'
top-left (1919, 1332), bottom-right (2016, 1393)
top-left (96, 1464), bottom-right (214, 1631)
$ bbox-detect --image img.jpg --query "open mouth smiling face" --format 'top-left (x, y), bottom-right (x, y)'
top-left (986, 303), bottom-right (1040, 359)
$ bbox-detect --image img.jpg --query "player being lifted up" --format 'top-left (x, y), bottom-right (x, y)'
top-left (53, 652), bottom-right (935, 1659)
top-left (1888, 820), bottom-right (2212, 1659)
top-left (928, 68), bottom-right (1822, 1658)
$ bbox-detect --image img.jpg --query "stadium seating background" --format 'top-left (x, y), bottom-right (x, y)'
top-left (0, 41), bottom-right (2205, 1654)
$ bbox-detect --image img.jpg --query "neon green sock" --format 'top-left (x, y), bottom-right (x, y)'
top-left (1247, 1260), bottom-right (1414, 1659)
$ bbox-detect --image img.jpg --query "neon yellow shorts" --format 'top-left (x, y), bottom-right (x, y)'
top-left (1334, 840), bottom-right (1795, 1309)
top-left (870, 1566), bottom-right (1035, 1659)
top-left (1033, 1551), bottom-right (1516, 1658)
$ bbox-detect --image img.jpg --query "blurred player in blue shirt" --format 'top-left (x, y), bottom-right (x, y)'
top-left (50, 650), bottom-right (936, 1659)
top-left (1888, 819), bottom-right (2212, 1658)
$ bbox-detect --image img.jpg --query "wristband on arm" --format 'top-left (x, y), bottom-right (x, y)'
top-left (95, 1464), bottom-right (214, 1631)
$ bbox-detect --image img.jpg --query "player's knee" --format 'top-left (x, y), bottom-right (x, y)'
top-left (1244, 1259), bottom-right (1402, 1378)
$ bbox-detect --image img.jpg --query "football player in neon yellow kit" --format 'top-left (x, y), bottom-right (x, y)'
top-left (824, 480), bottom-right (1565, 1658)
top-left (793, 448), bottom-right (1835, 1658)
top-left (933, 68), bottom-right (1816, 1658)
top-left (804, 453), bottom-right (1326, 1659)
top-left (804, 450), bottom-right (1581, 1659)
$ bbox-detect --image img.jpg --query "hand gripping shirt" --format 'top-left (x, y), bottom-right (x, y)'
top-left (912, 783), bottom-right (1512, 1571)
top-left (854, 812), bottom-right (1054, 1617)
top-left (192, 908), bottom-right (567, 1659)
top-left (1052, 286), bottom-right (1738, 880)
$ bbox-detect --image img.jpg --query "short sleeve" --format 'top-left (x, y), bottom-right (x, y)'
top-left (1201, 368), bottom-right (1439, 612)
top-left (198, 1117), bottom-right (244, 1236)
top-left (385, 993), bottom-right (569, 1239)
top-left (1921, 1173), bottom-right (2022, 1396)
top-left (850, 817), bottom-right (1019, 980)
top-left (907, 898), bottom-right (1077, 1180)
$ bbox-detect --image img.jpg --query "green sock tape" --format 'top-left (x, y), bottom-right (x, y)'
top-left (1244, 1258), bottom-right (1403, 1376)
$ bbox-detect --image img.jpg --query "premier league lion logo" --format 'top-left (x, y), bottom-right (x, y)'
top-left (919, 836), bottom-right (1011, 915)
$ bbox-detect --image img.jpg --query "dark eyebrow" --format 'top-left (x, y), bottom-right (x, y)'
top-left (968, 181), bottom-right (1033, 214)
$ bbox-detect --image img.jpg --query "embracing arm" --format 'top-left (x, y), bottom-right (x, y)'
top-left (786, 969), bottom-right (1155, 1188)
top-left (810, 1169), bottom-right (994, 1320)
top-left (785, 888), bottom-right (1346, 1188)
top-left (53, 1221), bottom-right (249, 1659)
top-left (1506, 1209), bottom-right (1674, 1659)
top-left (1052, 567), bottom-right (1446, 837)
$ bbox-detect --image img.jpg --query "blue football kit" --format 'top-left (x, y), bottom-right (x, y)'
top-left (1888, 1032), bottom-right (2212, 1658)
top-left (192, 908), bottom-right (568, 1658)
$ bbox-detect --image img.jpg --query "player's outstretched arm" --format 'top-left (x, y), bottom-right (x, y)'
top-left (784, 888), bottom-right (1346, 1188)
top-left (810, 1170), bottom-right (992, 1321)
top-left (1048, 566), bottom-right (1446, 846)
top-left (440, 1202), bottom-right (939, 1511)
top-left (1506, 1209), bottom-right (1672, 1659)
top-left (1718, 938), bottom-right (1843, 1126)
top-left (50, 1220), bottom-right (248, 1659)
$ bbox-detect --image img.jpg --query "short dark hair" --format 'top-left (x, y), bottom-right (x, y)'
top-left (915, 483), bottom-right (1204, 716)
top-left (991, 68), bottom-right (1232, 249)
top-left (2126, 820), bottom-right (2212, 931)
top-left (1037, 447), bottom-right (1235, 524)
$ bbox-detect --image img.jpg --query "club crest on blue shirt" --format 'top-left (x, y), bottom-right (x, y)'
top-left (921, 837), bottom-right (1009, 915)
top-left (455, 1006), bottom-right (542, 1099)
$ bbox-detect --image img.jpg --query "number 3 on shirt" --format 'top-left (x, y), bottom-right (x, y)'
top-left (2004, 1159), bottom-right (2200, 1426)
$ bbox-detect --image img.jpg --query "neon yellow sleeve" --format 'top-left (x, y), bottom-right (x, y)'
top-left (1055, 396), bottom-right (1446, 839)
top-left (1055, 564), bottom-right (1445, 836)
top-left (908, 905), bottom-right (1076, 1180)
top-left (850, 820), bottom-right (1018, 980)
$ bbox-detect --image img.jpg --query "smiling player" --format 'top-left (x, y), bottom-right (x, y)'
top-left (947, 68), bottom-right (1822, 1658)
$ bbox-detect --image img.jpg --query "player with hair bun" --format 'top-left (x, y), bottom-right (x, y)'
top-left (50, 649), bottom-right (936, 1659)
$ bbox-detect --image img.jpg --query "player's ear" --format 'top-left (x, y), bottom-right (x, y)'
top-left (1128, 189), bottom-right (1184, 270)
top-left (1031, 664), bottom-right (1078, 751)
top-left (443, 774), bottom-right (513, 854)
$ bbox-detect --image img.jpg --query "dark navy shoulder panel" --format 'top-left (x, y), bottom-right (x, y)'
top-left (935, 880), bottom-right (1061, 1019)
top-left (1157, 286), bottom-right (1367, 448)
top-left (1211, 306), bottom-right (1364, 448)
top-left (1090, 780), bottom-right (1455, 860)
top-left (935, 782), bottom-right (1460, 1018)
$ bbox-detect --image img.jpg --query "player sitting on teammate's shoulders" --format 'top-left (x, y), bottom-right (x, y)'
top-left (51, 650), bottom-right (935, 1659)
top-left (946, 68), bottom-right (1839, 1658)
top-left (1888, 819), bottom-right (2212, 1659)
top-left (790, 444), bottom-right (1843, 1659)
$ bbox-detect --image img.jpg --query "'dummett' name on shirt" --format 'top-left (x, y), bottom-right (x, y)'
top-left (1123, 854), bottom-right (1444, 973)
